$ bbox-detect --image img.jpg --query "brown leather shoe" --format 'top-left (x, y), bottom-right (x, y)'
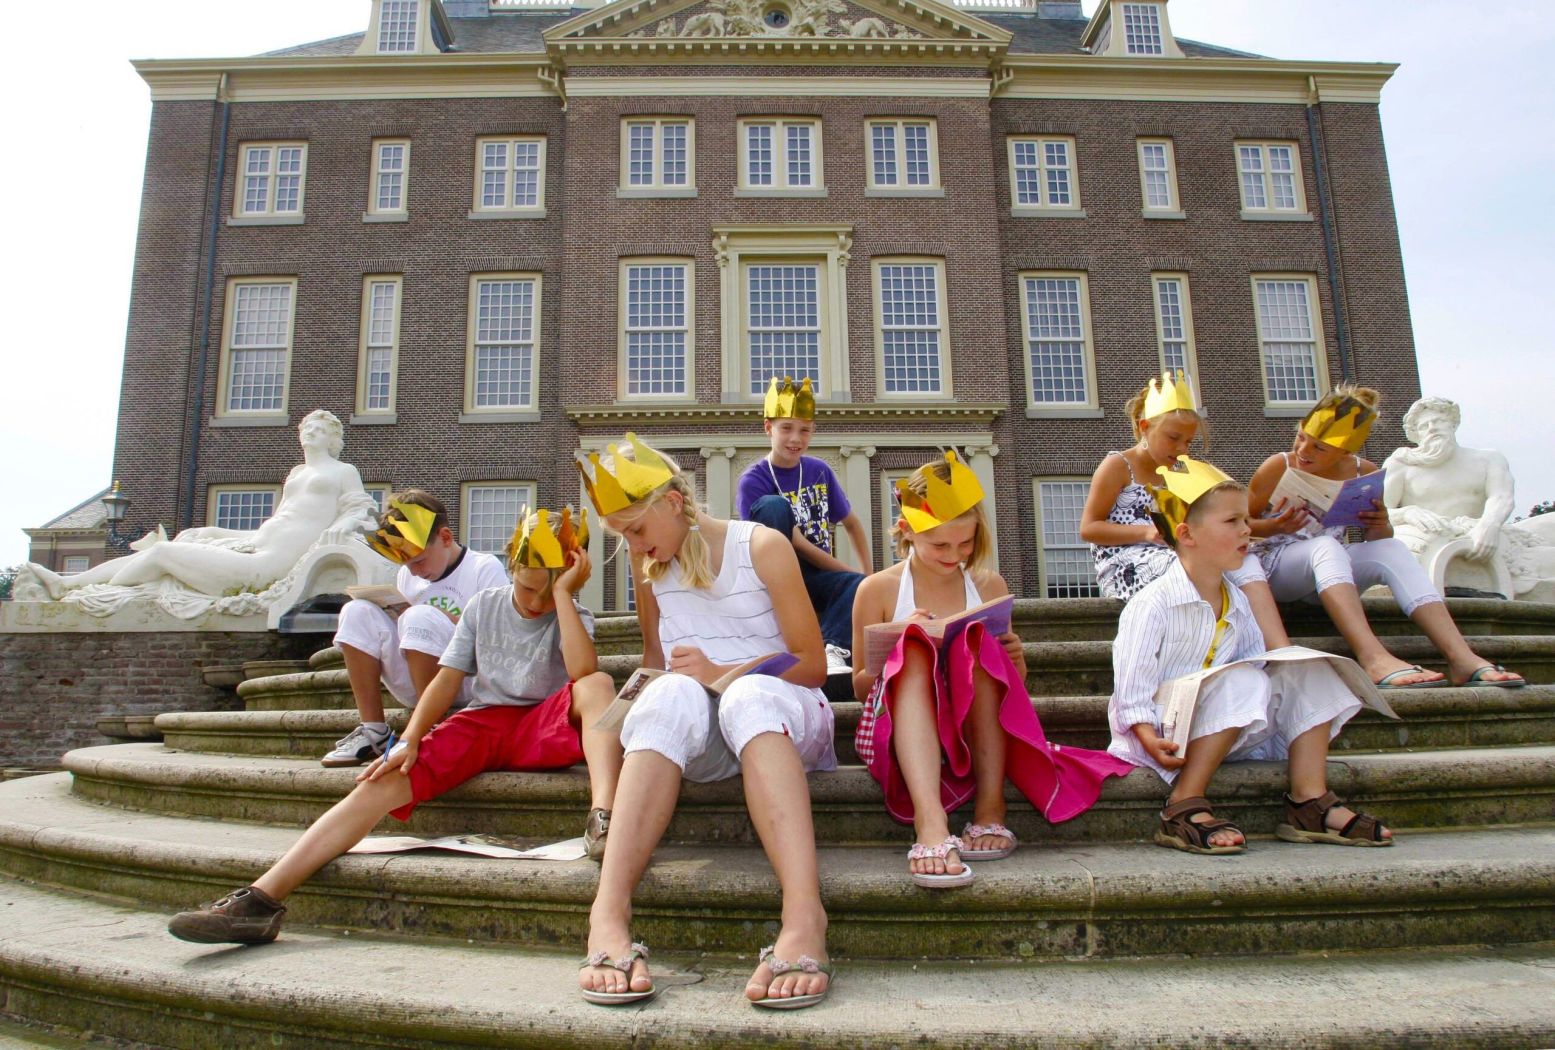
top-left (584, 808), bottom-right (610, 862)
top-left (168, 886), bottom-right (286, 944)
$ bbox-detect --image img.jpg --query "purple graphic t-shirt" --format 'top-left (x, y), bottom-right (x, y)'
top-left (735, 455), bottom-right (851, 554)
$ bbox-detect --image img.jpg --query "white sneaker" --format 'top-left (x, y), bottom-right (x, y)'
top-left (824, 644), bottom-right (852, 676)
top-left (320, 724), bottom-right (390, 768)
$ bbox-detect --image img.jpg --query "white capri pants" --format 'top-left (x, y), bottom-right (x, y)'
top-left (334, 600), bottom-right (469, 708)
top-left (1265, 536), bottom-right (1443, 616)
top-left (1225, 551), bottom-right (1270, 590)
top-left (620, 672), bottom-right (838, 783)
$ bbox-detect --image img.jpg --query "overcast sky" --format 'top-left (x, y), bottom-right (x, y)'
top-left (1, 0), bottom-right (1550, 567)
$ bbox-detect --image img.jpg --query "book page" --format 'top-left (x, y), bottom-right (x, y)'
top-left (1320, 471), bottom-right (1385, 530)
top-left (1269, 467), bottom-right (1342, 520)
top-left (348, 834), bottom-right (588, 860)
top-left (593, 667), bottom-right (665, 732)
top-left (708, 651), bottom-right (800, 696)
top-left (345, 583), bottom-right (409, 609)
top-left (862, 595), bottom-right (1014, 677)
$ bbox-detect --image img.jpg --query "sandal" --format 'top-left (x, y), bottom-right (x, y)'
top-left (1454, 664), bottom-right (1526, 689)
top-left (1276, 791), bottom-right (1391, 847)
top-left (1154, 796), bottom-right (1246, 855)
top-left (584, 807), bottom-right (610, 862)
top-left (1375, 665), bottom-right (1446, 689)
top-left (960, 822), bottom-right (1018, 860)
top-left (749, 945), bottom-right (834, 1010)
top-left (908, 836), bottom-right (975, 888)
top-left (580, 941), bottom-right (658, 1005)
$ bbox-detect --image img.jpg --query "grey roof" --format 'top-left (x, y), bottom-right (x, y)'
top-left (37, 489), bottom-right (111, 531)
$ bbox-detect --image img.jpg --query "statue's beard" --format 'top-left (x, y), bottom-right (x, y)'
top-left (1395, 431), bottom-right (1455, 467)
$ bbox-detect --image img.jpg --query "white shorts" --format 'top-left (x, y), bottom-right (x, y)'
top-left (334, 600), bottom-right (469, 708)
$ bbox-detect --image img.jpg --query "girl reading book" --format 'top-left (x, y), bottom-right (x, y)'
top-left (851, 452), bottom-right (1132, 888)
top-left (576, 434), bottom-right (835, 1010)
top-left (1248, 385), bottom-right (1524, 689)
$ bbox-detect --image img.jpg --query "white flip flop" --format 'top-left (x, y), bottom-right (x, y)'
top-left (908, 836), bottom-right (975, 888)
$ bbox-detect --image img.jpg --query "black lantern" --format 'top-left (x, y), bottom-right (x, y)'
top-left (101, 481), bottom-right (147, 552)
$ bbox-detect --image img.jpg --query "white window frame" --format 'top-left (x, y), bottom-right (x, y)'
top-left (1251, 273), bottom-right (1330, 409)
top-left (207, 485), bottom-right (282, 530)
top-left (865, 118), bottom-right (941, 195)
top-left (742, 259), bottom-right (829, 400)
top-left (377, 0), bottom-right (421, 53)
top-left (872, 256), bottom-right (951, 399)
top-left (368, 139), bottom-right (410, 217)
top-left (737, 118), bottom-right (825, 195)
top-left (460, 481), bottom-right (536, 555)
top-left (60, 556), bottom-right (91, 575)
top-left (1120, 2), bottom-right (1165, 55)
top-left (879, 468), bottom-right (914, 567)
top-left (472, 136), bottom-right (547, 217)
top-left (1151, 273), bottom-right (1199, 380)
top-left (619, 257), bottom-right (695, 401)
top-left (1236, 141), bottom-right (1309, 218)
top-left (1137, 137), bottom-right (1181, 215)
top-left (464, 273), bottom-right (542, 417)
top-left (234, 142), bottom-right (307, 220)
top-left (363, 485), bottom-right (392, 514)
top-left (1007, 135), bottom-right (1082, 215)
top-left (1033, 478), bottom-right (1101, 598)
top-left (1018, 271), bottom-right (1099, 415)
top-left (357, 275), bottom-right (402, 418)
top-left (619, 118), bottom-right (696, 196)
top-left (216, 277), bottom-right (296, 421)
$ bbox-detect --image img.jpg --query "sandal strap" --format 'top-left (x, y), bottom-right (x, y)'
top-left (1161, 795), bottom-right (1213, 821)
top-left (1159, 799), bottom-right (1241, 849)
top-left (758, 945), bottom-right (823, 976)
top-left (1338, 810), bottom-right (1386, 842)
top-left (1284, 790), bottom-right (1342, 833)
top-left (961, 822), bottom-right (1017, 846)
top-left (908, 835), bottom-right (966, 861)
top-left (583, 941), bottom-right (649, 971)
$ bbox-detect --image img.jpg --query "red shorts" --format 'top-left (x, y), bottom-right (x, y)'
top-left (390, 682), bottom-right (583, 821)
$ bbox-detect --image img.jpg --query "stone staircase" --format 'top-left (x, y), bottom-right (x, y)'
top-left (2, 597), bottom-right (1555, 1047)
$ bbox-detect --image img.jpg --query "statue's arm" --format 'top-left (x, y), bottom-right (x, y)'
top-left (1480, 452), bottom-right (1516, 526)
top-left (322, 466), bottom-right (379, 541)
top-left (1381, 455), bottom-right (1405, 509)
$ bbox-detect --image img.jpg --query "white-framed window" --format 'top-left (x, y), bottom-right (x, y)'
top-left (465, 274), bottom-right (541, 413)
top-left (1151, 273), bottom-right (1197, 378)
top-left (1237, 141), bottom-right (1306, 215)
top-left (474, 136), bottom-right (546, 214)
top-left (377, 0), bottom-right (420, 52)
top-left (461, 482), bottom-right (535, 555)
top-left (873, 258), bottom-right (949, 397)
top-left (1121, 2), bottom-right (1164, 55)
top-left (621, 118), bottom-right (694, 193)
top-left (236, 143), bottom-right (306, 218)
top-left (369, 139), bottom-right (409, 215)
top-left (218, 278), bottom-right (295, 418)
top-left (208, 486), bottom-right (280, 530)
top-left (1019, 272), bottom-right (1097, 411)
top-left (1008, 136), bottom-right (1080, 213)
top-left (620, 258), bottom-right (693, 399)
top-left (60, 556), bottom-right (90, 575)
top-left (745, 261), bottom-right (824, 396)
top-left (738, 118), bottom-right (823, 192)
top-left (363, 485), bottom-right (391, 514)
top-left (1252, 275), bottom-right (1328, 406)
top-left (357, 276), bottom-right (402, 416)
top-left (1034, 479), bottom-right (1101, 598)
top-left (1137, 138), bottom-right (1180, 213)
top-left (879, 468), bottom-right (914, 567)
top-left (867, 119), bottom-right (939, 191)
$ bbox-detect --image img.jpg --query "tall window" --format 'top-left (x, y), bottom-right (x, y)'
top-left (1121, 3), bottom-right (1164, 54)
top-left (220, 279), bottom-right (294, 416)
top-left (236, 143), bottom-right (306, 218)
top-left (746, 263), bottom-right (821, 395)
top-left (1137, 138), bottom-right (1180, 213)
top-left (621, 119), bottom-right (693, 193)
top-left (466, 275), bottom-right (540, 413)
top-left (739, 119), bottom-right (822, 192)
top-left (621, 260), bottom-right (692, 398)
top-left (358, 277), bottom-right (401, 415)
top-left (1035, 480), bottom-right (1100, 598)
top-left (475, 137), bottom-right (545, 214)
top-left (1151, 274), bottom-right (1197, 377)
top-left (867, 119), bottom-right (938, 191)
top-left (210, 488), bottom-right (278, 530)
top-left (1020, 272), bottom-right (1096, 410)
top-left (1009, 136), bottom-right (1080, 212)
top-left (370, 140), bottom-right (409, 215)
top-left (1237, 142), bottom-right (1306, 216)
top-left (461, 482), bottom-right (534, 554)
top-left (879, 469), bottom-right (913, 567)
top-left (1253, 275), bottom-right (1326, 406)
top-left (377, 0), bottom-right (420, 52)
top-left (874, 259), bottom-right (947, 396)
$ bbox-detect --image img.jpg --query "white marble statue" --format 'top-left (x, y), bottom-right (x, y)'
top-left (16, 410), bottom-right (379, 616)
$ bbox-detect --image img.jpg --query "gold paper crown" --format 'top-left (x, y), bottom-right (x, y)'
top-left (366, 499), bottom-right (440, 565)
top-left (507, 504), bottom-right (590, 571)
top-left (763, 375), bottom-right (816, 420)
top-left (1152, 455), bottom-right (1235, 535)
top-left (1142, 370), bottom-right (1199, 421)
top-left (896, 450), bottom-right (986, 533)
top-left (1301, 395), bottom-right (1376, 453)
top-left (575, 433), bottom-right (677, 517)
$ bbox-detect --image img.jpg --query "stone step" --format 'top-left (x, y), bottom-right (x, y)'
top-left (3, 776), bottom-right (1555, 964)
top-left (56, 742), bottom-right (1555, 846)
top-left (4, 879), bottom-right (1552, 1049)
top-left (94, 715), bottom-right (162, 742)
top-left (159, 684), bottom-right (1555, 763)
top-left (241, 658), bottom-right (311, 680)
top-left (0, 1016), bottom-right (95, 1049)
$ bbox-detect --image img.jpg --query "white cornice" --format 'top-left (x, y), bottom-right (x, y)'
top-left (565, 74), bottom-right (990, 97)
top-left (134, 55), bottom-right (555, 102)
top-left (996, 55), bottom-right (1397, 104)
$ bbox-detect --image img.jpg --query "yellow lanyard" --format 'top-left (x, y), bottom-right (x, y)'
top-left (1202, 584), bottom-right (1230, 670)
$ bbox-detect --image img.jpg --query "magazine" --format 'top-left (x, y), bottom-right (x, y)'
top-left (1154, 645), bottom-right (1400, 752)
top-left (344, 583), bottom-right (410, 610)
top-left (1269, 468), bottom-right (1386, 530)
top-left (862, 594), bottom-right (1016, 677)
top-left (593, 651), bottom-right (802, 732)
top-left (347, 834), bottom-right (587, 861)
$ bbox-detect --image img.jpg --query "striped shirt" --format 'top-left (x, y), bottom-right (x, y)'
top-left (652, 519), bottom-right (787, 665)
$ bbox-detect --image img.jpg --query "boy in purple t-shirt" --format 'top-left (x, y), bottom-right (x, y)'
top-left (736, 377), bottom-right (872, 678)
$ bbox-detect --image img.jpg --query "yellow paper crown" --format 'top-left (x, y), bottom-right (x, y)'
top-left (1301, 395), bottom-right (1376, 453)
top-left (507, 504), bottom-right (590, 571)
top-left (575, 433), bottom-right (677, 517)
top-left (1142, 370), bottom-right (1199, 421)
top-left (366, 499), bottom-right (440, 565)
top-left (896, 450), bottom-right (986, 533)
top-left (763, 375), bottom-right (816, 420)
top-left (1152, 455), bottom-right (1235, 535)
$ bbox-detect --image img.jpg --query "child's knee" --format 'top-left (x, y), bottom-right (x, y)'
top-left (398, 605), bottom-right (455, 651)
top-left (747, 494), bottom-right (797, 534)
top-left (571, 671), bottom-right (616, 713)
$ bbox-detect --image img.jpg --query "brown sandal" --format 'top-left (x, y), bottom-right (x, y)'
top-left (1275, 790), bottom-right (1392, 847)
top-left (1154, 796), bottom-right (1246, 855)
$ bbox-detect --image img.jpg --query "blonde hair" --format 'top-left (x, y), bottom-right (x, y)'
top-left (1125, 383), bottom-right (1205, 446)
top-left (1301, 383), bottom-right (1381, 431)
top-left (597, 443), bottom-right (716, 590)
top-left (889, 458), bottom-right (993, 570)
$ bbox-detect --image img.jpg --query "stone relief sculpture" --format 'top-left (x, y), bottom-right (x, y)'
top-left (635, 0), bottom-right (919, 38)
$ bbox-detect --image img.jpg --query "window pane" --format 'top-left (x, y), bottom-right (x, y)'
top-left (904, 123), bottom-right (931, 185)
top-left (747, 264), bottom-right (820, 394)
top-left (879, 264), bottom-right (942, 394)
top-left (1122, 3), bottom-right (1163, 54)
top-left (366, 347), bottom-right (393, 410)
top-left (747, 124), bottom-right (773, 186)
top-left (1141, 142), bottom-right (1172, 207)
top-left (512, 140), bottom-right (541, 207)
top-left (378, 0), bottom-right (419, 52)
top-left (871, 124), bottom-right (897, 185)
top-left (1025, 277), bottom-right (1089, 404)
top-left (1038, 480), bottom-right (1100, 598)
top-left (625, 264), bottom-right (688, 396)
top-left (661, 123), bottom-right (688, 185)
top-left (786, 123), bottom-right (812, 186)
top-left (274, 148), bottom-right (303, 213)
top-left (1043, 140), bottom-right (1070, 205)
top-left (474, 280), bottom-right (535, 407)
top-left (628, 123), bottom-right (654, 185)
top-left (215, 490), bottom-right (276, 531)
top-left (466, 485), bottom-right (531, 554)
top-left (1012, 140), bottom-right (1040, 205)
top-left (1257, 280), bottom-right (1320, 402)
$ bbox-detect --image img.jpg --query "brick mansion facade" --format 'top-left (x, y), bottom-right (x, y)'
top-left (113, 0), bottom-right (1417, 613)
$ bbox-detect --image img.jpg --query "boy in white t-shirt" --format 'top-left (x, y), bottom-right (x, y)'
top-left (322, 490), bottom-right (508, 767)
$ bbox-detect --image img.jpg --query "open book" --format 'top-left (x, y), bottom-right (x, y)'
top-left (347, 834), bottom-right (587, 861)
top-left (345, 583), bottom-right (410, 610)
top-left (1154, 645), bottom-right (1401, 752)
top-left (1269, 468), bottom-right (1386, 531)
top-left (862, 594), bottom-right (1015, 677)
top-left (593, 651), bottom-right (801, 732)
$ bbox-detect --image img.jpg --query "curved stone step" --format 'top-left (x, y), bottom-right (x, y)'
top-left (4, 776), bottom-right (1555, 963)
top-left (58, 743), bottom-right (1555, 846)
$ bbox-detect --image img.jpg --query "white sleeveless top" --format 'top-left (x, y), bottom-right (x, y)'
top-left (892, 551), bottom-right (984, 621)
top-left (651, 519), bottom-right (787, 665)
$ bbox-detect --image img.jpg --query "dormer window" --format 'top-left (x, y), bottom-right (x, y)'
top-left (1121, 3), bottom-right (1163, 55)
top-left (378, 0), bottom-right (420, 53)
top-left (1084, 0), bottom-right (1181, 58)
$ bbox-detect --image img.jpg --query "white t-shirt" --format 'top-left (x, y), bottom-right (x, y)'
top-left (395, 548), bottom-right (509, 624)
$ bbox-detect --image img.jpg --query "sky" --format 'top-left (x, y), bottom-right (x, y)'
top-left (1, 0), bottom-right (1551, 567)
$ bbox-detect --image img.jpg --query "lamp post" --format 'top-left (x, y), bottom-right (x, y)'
top-left (102, 481), bottom-right (147, 553)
